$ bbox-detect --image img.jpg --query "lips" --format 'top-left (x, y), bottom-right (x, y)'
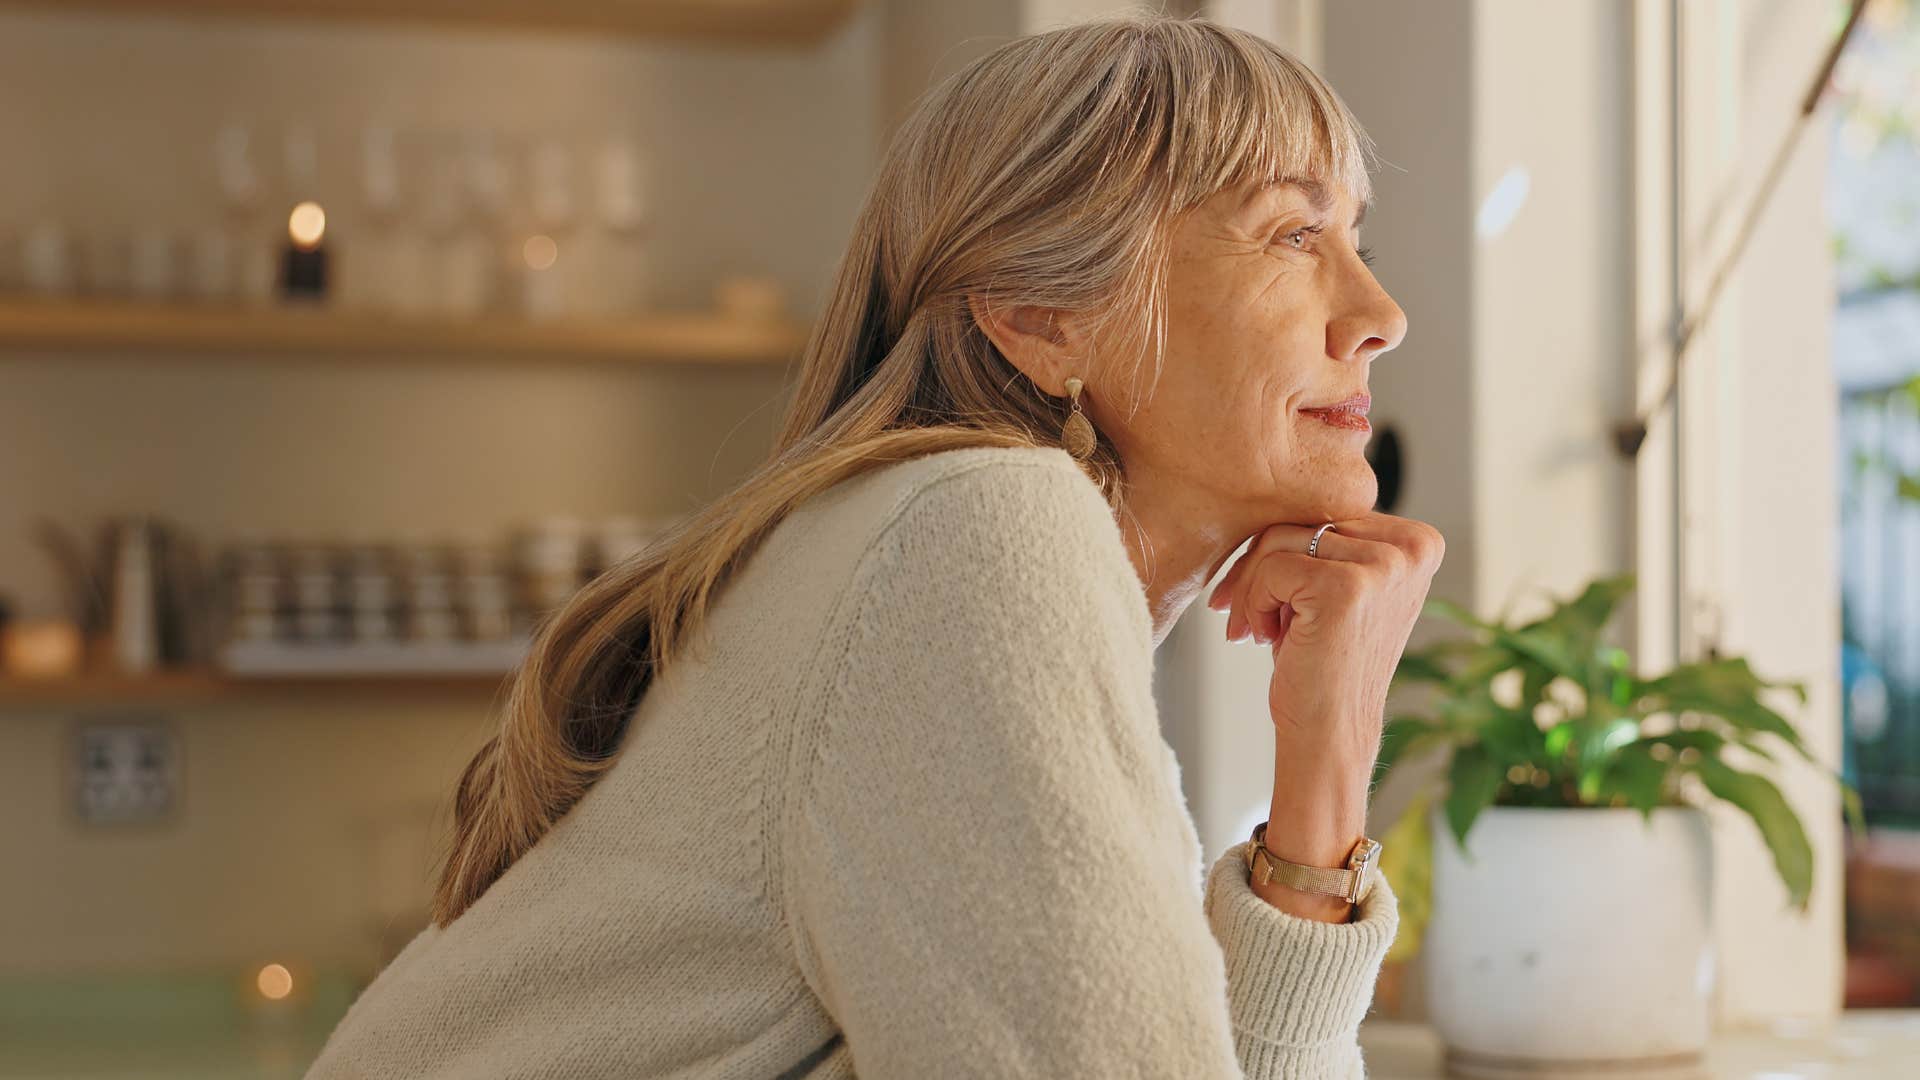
top-left (1300, 392), bottom-right (1372, 434)
top-left (1300, 393), bottom-right (1371, 416)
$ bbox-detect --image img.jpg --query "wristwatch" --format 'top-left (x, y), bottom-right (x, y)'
top-left (1244, 821), bottom-right (1381, 904)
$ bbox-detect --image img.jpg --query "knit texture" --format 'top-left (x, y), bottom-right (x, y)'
top-left (304, 444), bottom-right (1397, 1080)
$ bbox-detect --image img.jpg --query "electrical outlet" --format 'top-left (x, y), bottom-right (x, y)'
top-left (73, 718), bottom-right (180, 825)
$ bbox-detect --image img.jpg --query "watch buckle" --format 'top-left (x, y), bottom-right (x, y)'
top-left (1345, 837), bottom-right (1382, 903)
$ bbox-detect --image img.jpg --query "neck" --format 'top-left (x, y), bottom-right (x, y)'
top-left (1113, 471), bottom-right (1249, 649)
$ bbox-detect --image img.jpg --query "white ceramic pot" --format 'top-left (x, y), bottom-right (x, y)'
top-left (1424, 805), bottom-right (1714, 1079)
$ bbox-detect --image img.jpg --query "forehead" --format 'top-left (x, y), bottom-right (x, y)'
top-left (1231, 177), bottom-right (1370, 226)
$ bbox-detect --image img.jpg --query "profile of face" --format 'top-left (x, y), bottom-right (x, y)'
top-left (1108, 177), bottom-right (1407, 536)
top-left (973, 175), bottom-right (1406, 554)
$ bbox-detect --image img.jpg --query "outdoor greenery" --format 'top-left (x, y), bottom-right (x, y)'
top-left (1372, 575), bottom-right (1863, 960)
top-left (1847, 375), bottom-right (1920, 504)
top-left (1833, 0), bottom-right (1920, 505)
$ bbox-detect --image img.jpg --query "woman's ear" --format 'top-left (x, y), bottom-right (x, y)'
top-left (966, 295), bottom-right (1088, 396)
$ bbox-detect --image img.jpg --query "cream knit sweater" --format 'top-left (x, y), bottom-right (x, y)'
top-left (305, 444), bottom-right (1398, 1080)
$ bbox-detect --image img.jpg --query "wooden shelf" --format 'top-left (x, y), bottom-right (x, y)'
top-left (0, 0), bottom-right (861, 45)
top-left (0, 667), bottom-right (513, 707)
top-left (0, 298), bottom-right (807, 366)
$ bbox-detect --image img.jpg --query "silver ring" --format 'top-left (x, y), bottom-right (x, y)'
top-left (1308, 522), bottom-right (1337, 558)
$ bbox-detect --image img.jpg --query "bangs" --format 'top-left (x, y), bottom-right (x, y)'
top-left (1158, 24), bottom-right (1375, 214)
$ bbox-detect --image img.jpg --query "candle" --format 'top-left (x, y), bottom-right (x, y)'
top-left (281, 201), bottom-right (329, 300)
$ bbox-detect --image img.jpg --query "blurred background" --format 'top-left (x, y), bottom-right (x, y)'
top-left (0, 0), bottom-right (1916, 1076)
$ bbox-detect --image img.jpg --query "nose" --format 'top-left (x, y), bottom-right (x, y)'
top-left (1327, 269), bottom-right (1408, 363)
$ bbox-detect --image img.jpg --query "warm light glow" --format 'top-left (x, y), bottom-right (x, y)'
top-left (256, 963), bottom-right (294, 1000)
top-left (288, 202), bottom-right (327, 249)
top-left (522, 234), bottom-right (559, 271)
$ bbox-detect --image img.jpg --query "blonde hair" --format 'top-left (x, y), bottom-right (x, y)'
top-left (432, 11), bottom-right (1374, 925)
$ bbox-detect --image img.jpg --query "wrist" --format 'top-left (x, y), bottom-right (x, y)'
top-left (1269, 734), bottom-right (1374, 864)
top-left (1245, 826), bottom-right (1364, 924)
top-left (1265, 787), bottom-right (1368, 867)
top-left (1271, 703), bottom-right (1385, 777)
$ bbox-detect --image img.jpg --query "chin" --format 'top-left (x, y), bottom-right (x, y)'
top-left (1308, 472), bottom-right (1379, 522)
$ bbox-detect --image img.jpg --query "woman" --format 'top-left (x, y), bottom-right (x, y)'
top-left (307, 13), bottom-right (1442, 1080)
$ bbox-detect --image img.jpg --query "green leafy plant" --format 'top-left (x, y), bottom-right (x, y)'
top-left (1373, 574), bottom-right (1862, 954)
top-left (1847, 375), bottom-right (1920, 505)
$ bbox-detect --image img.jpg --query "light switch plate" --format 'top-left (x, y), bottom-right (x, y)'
top-left (73, 718), bottom-right (181, 825)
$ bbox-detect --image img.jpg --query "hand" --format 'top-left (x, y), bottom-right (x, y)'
top-left (1206, 512), bottom-right (1444, 921)
top-left (1206, 512), bottom-right (1445, 754)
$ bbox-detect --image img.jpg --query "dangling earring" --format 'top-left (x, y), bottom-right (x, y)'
top-left (1061, 375), bottom-right (1097, 460)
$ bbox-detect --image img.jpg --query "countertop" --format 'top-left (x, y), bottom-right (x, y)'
top-left (1359, 1013), bottom-right (1920, 1078)
top-left (2, 972), bottom-right (1915, 1079)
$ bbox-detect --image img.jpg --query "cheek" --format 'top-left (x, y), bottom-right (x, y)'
top-left (1153, 260), bottom-right (1328, 466)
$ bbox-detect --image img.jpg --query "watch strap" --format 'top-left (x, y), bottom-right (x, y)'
top-left (1244, 821), bottom-right (1379, 904)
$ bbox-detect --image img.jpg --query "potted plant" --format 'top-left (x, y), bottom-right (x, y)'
top-left (1372, 573), bottom-right (1860, 1077)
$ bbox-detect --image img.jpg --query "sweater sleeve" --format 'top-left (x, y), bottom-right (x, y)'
top-left (779, 453), bottom-right (1397, 1079)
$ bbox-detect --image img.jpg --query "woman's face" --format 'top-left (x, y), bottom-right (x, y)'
top-left (1096, 177), bottom-right (1406, 536)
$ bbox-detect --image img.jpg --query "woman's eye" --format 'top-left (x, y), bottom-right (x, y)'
top-left (1274, 223), bottom-right (1325, 253)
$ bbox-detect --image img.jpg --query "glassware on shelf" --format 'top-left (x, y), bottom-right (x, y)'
top-left (214, 120), bottom-right (277, 306)
top-left (79, 228), bottom-right (132, 298)
top-left (516, 516), bottom-right (586, 618)
top-left (414, 132), bottom-right (474, 317)
top-left (227, 540), bottom-right (286, 644)
top-left (282, 124), bottom-right (321, 210)
top-left (345, 541), bottom-right (398, 643)
top-left (519, 136), bottom-right (573, 319)
top-left (454, 540), bottom-right (514, 641)
top-left (399, 540), bottom-right (460, 643)
top-left (20, 220), bottom-right (75, 296)
top-left (9, 120), bottom-right (675, 321)
top-left (290, 545), bottom-right (345, 642)
top-left (0, 222), bottom-right (19, 295)
top-left (361, 126), bottom-right (401, 223)
top-left (127, 227), bottom-right (178, 302)
top-left (437, 130), bottom-right (510, 317)
top-left (593, 134), bottom-right (650, 316)
top-left (187, 224), bottom-right (234, 303)
top-left (342, 123), bottom-right (408, 315)
top-left (214, 530), bottom-right (536, 678)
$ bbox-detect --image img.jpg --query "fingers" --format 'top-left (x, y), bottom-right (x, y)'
top-left (1206, 528), bottom-right (1298, 644)
top-left (1243, 550), bottom-right (1365, 636)
top-left (1204, 522), bottom-right (1372, 646)
top-left (1330, 512), bottom-right (1447, 572)
top-left (1207, 514), bottom-right (1443, 603)
top-left (1244, 517), bottom-right (1437, 576)
top-left (1204, 513), bottom-right (1446, 645)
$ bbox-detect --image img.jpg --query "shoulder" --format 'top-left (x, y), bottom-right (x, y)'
top-left (731, 442), bottom-right (1152, 674)
top-left (786, 444), bottom-right (1130, 587)
top-left (840, 443), bottom-right (1107, 528)
top-left (864, 444), bottom-right (1116, 544)
top-left (832, 444), bottom-right (1152, 660)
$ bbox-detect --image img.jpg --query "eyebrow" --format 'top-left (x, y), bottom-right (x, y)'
top-left (1245, 176), bottom-right (1370, 229)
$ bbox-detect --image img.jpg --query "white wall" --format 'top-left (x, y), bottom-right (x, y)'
top-left (1664, 0), bottom-right (1846, 1026)
top-left (1320, 0), bottom-right (1844, 1026)
top-left (1469, 0), bottom-right (1635, 619)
